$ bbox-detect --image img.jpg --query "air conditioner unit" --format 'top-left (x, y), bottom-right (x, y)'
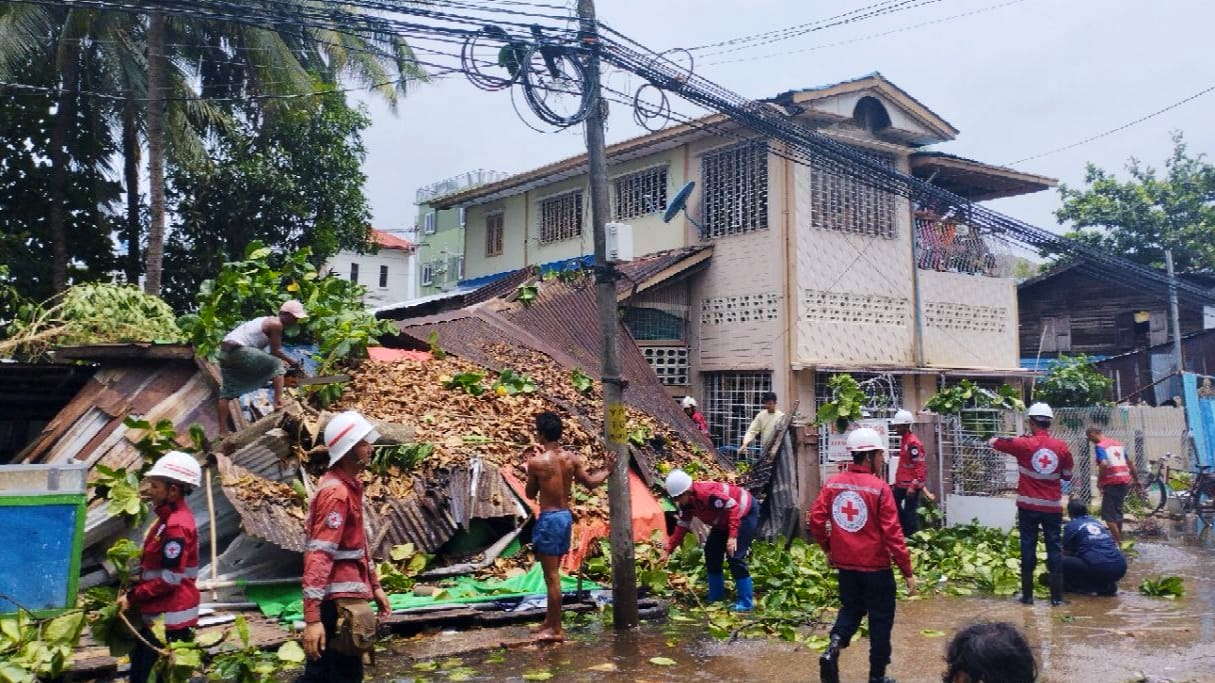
top-left (606, 222), bottom-right (634, 263)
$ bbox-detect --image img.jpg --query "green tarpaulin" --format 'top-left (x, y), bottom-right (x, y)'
top-left (246, 564), bottom-right (596, 624)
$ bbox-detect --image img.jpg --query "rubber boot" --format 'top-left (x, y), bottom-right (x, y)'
top-left (706, 573), bottom-right (726, 603)
top-left (1049, 571), bottom-right (1067, 607)
top-left (819, 635), bottom-right (842, 683)
top-left (1019, 574), bottom-right (1034, 605)
top-left (868, 676), bottom-right (898, 683)
top-left (730, 576), bottom-right (753, 612)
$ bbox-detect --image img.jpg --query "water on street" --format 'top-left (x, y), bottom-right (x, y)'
top-left (377, 523), bottom-right (1215, 683)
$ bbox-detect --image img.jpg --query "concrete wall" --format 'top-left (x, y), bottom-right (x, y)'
top-left (918, 270), bottom-right (1019, 369)
top-left (325, 249), bottom-right (415, 307)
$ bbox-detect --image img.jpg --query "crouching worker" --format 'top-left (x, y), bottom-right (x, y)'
top-left (118, 451), bottom-right (202, 683)
top-left (660, 469), bottom-right (759, 611)
top-left (525, 411), bottom-right (612, 642)
top-left (300, 410), bottom-right (391, 683)
top-left (1062, 499), bottom-right (1127, 596)
top-left (809, 428), bottom-right (915, 683)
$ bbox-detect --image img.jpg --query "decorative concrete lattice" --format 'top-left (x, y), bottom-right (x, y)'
top-left (700, 293), bottom-right (780, 326)
top-left (924, 301), bottom-right (1007, 333)
top-left (641, 346), bottom-right (689, 385)
top-left (802, 289), bottom-right (909, 326)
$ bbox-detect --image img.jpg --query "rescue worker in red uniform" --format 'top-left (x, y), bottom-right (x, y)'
top-left (1086, 426), bottom-right (1138, 545)
top-left (989, 402), bottom-right (1073, 606)
top-left (117, 451), bottom-right (202, 683)
top-left (661, 469), bottom-right (759, 611)
top-left (300, 410), bottom-right (391, 683)
top-left (810, 427), bottom-right (915, 683)
top-left (889, 410), bottom-right (926, 537)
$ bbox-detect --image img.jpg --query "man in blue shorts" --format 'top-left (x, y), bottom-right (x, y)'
top-left (524, 411), bottom-right (611, 642)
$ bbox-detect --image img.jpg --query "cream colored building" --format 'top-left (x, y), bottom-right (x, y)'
top-left (435, 73), bottom-right (1054, 451)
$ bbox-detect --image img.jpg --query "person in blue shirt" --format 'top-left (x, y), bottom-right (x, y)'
top-left (1061, 499), bottom-right (1127, 596)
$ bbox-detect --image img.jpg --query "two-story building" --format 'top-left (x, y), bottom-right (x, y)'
top-left (432, 73), bottom-right (1055, 450)
top-left (413, 170), bottom-right (509, 296)
top-left (326, 228), bottom-right (417, 308)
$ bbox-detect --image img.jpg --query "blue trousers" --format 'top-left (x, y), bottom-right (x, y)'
top-left (703, 502), bottom-right (759, 580)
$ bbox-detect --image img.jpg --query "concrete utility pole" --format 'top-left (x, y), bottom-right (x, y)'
top-left (1166, 249), bottom-right (1184, 374)
top-left (577, 0), bottom-right (639, 629)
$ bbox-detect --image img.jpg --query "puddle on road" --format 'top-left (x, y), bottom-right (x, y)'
top-left (379, 525), bottom-right (1215, 683)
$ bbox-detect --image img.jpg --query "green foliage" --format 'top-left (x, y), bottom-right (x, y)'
top-left (370, 443), bottom-right (434, 475)
top-left (442, 371), bottom-right (486, 396)
top-left (206, 616), bottom-right (305, 683)
top-left (1138, 575), bottom-right (1185, 598)
top-left (570, 368), bottom-right (595, 395)
top-left (492, 368), bottom-right (536, 395)
top-left (376, 543), bottom-right (431, 593)
top-left (427, 331), bottom-right (446, 360)
top-left (816, 374), bottom-right (869, 433)
top-left (1033, 355), bottom-right (1113, 407)
top-left (180, 241), bottom-right (395, 404)
top-left (1052, 133), bottom-right (1215, 273)
top-left (627, 423), bottom-right (653, 448)
top-left (91, 465), bottom-right (148, 527)
top-left (1, 284), bottom-right (183, 360)
top-left (515, 284), bottom-right (539, 307)
top-left (925, 381), bottom-right (1025, 415)
top-left (0, 610), bottom-right (86, 683)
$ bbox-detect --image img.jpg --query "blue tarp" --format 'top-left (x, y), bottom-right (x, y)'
top-left (1183, 373), bottom-right (1215, 468)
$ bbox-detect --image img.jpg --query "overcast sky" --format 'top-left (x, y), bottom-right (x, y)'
top-left (353, 0), bottom-right (1215, 251)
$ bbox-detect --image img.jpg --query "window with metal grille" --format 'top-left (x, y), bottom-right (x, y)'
top-left (813, 371), bottom-right (903, 419)
top-left (703, 371), bottom-right (773, 462)
top-left (810, 151), bottom-right (895, 239)
top-left (701, 141), bottom-right (768, 238)
top-left (421, 262), bottom-right (435, 286)
top-left (486, 212), bottom-right (504, 256)
top-left (623, 280), bottom-right (690, 341)
top-left (423, 211), bottom-right (436, 235)
top-left (378, 265), bottom-right (388, 289)
top-left (613, 166), bottom-right (668, 220)
top-left (538, 191), bottom-right (583, 244)
top-left (349, 262), bottom-right (359, 284)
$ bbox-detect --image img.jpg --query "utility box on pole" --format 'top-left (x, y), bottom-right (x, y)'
top-left (605, 222), bottom-right (634, 263)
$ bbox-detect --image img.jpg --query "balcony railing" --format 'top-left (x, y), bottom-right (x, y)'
top-left (914, 211), bottom-right (1011, 278)
top-left (416, 169), bottom-right (510, 204)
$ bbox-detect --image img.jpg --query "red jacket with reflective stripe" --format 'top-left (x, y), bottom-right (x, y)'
top-left (1094, 437), bottom-right (1133, 488)
top-left (807, 464), bottom-right (912, 577)
top-left (302, 468), bottom-right (381, 623)
top-left (132, 501), bottom-right (199, 630)
top-left (990, 428), bottom-right (1074, 513)
top-left (665, 481), bottom-right (753, 554)
top-left (894, 432), bottom-right (927, 490)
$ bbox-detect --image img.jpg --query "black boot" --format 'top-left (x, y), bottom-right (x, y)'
top-left (1019, 574), bottom-right (1034, 605)
top-left (869, 677), bottom-right (898, 683)
top-left (819, 635), bottom-right (842, 683)
top-left (1049, 571), bottom-right (1068, 607)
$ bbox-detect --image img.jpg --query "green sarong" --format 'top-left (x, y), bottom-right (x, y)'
top-left (218, 346), bottom-right (284, 399)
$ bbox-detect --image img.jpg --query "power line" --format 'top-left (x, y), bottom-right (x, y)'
top-left (1006, 83), bottom-right (1215, 166)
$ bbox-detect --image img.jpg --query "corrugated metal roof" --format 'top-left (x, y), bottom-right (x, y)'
top-left (369, 489), bottom-right (458, 555)
top-left (217, 455), bottom-right (307, 553)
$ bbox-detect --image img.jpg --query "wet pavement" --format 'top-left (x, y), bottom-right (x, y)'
top-left (378, 522), bottom-right (1215, 683)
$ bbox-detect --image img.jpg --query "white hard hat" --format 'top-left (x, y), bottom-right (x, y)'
top-left (664, 469), bottom-right (692, 497)
top-left (890, 409), bottom-right (914, 426)
top-left (1027, 402), bottom-right (1054, 419)
top-left (680, 396), bottom-right (697, 409)
top-left (846, 427), bottom-right (886, 453)
top-left (324, 410), bottom-right (379, 466)
top-left (147, 450), bottom-right (202, 488)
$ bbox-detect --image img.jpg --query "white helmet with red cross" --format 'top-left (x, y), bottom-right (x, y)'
top-left (147, 451), bottom-right (202, 488)
top-left (324, 410), bottom-right (379, 466)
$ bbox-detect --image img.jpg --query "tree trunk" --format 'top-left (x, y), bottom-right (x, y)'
top-left (143, 12), bottom-right (166, 296)
top-left (48, 46), bottom-right (79, 293)
top-left (122, 99), bottom-right (141, 285)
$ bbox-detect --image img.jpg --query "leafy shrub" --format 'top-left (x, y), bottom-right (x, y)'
top-left (1033, 354), bottom-right (1113, 407)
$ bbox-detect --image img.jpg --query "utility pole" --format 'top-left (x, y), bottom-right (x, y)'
top-left (1166, 249), bottom-right (1184, 374)
top-left (577, 0), bottom-right (639, 629)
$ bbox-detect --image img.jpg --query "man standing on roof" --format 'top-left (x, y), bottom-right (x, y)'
top-left (216, 300), bottom-right (308, 437)
top-left (300, 410), bottom-right (390, 683)
top-left (117, 451), bottom-right (202, 683)
top-left (661, 469), bottom-right (759, 612)
top-left (1086, 426), bottom-right (1139, 545)
top-left (681, 396), bottom-right (710, 436)
top-left (890, 410), bottom-right (926, 537)
top-left (989, 402), bottom-right (1074, 606)
top-left (525, 411), bottom-right (612, 642)
top-left (738, 391), bottom-right (785, 458)
top-left (809, 427), bottom-right (915, 683)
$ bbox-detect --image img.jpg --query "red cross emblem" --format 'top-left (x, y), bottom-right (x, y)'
top-left (1031, 448), bottom-right (1058, 474)
top-left (832, 490), bottom-right (868, 532)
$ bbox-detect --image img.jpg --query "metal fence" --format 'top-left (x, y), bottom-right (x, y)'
top-left (941, 405), bottom-right (1189, 505)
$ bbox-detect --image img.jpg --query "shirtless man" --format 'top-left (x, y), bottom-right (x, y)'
top-left (524, 411), bottom-right (611, 642)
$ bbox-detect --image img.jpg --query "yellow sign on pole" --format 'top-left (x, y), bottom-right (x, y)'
top-left (607, 403), bottom-right (627, 445)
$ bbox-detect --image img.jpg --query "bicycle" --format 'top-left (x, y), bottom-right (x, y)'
top-left (1130, 451), bottom-right (1215, 527)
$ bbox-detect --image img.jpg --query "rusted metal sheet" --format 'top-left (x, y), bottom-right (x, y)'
top-left (369, 488), bottom-right (458, 556)
top-left (615, 246), bottom-right (710, 294)
top-left (469, 460), bottom-right (529, 521)
top-left (216, 455), bottom-right (307, 553)
top-left (229, 429), bottom-right (296, 483)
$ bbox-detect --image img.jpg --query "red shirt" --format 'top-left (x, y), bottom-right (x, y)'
top-left (664, 481), bottom-right (753, 554)
top-left (808, 464), bottom-right (912, 577)
top-left (302, 468), bottom-right (381, 623)
top-left (1094, 437), bottom-right (1133, 488)
top-left (894, 432), bottom-right (927, 490)
top-left (689, 410), bottom-right (709, 435)
top-left (989, 428), bottom-right (1074, 513)
top-left (133, 501), bottom-right (200, 630)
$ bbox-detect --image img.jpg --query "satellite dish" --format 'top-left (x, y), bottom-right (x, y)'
top-left (663, 181), bottom-right (695, 224)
